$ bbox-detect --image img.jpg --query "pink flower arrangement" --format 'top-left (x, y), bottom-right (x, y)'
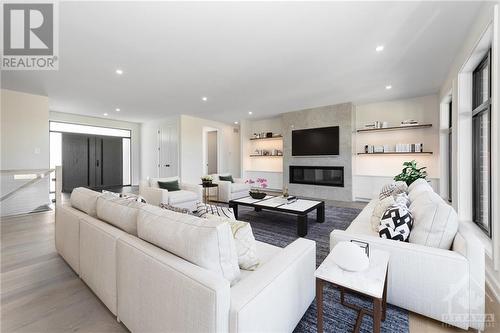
top-left (246, 178), bottom-right (268, 191)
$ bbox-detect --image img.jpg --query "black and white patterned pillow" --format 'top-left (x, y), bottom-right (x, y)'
top-left (378, 205), bottom-right (413, 242)
top-left (159, 203), bottom-right (192, 215)
top-left (195, 202), bottom-right (235, 220)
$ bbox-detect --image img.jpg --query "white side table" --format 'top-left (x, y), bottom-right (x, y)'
top-left (315, 249), bottom-right (390, 333)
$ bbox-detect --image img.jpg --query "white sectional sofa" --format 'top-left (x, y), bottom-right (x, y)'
top-left (330, 180), bottom-right (485, 331)
top-left (139, 176), bottom-right (202, 210)
top-left (211, 174), bottom-right (250, 203)
top-left (56, 187), bottom-right (316, 333)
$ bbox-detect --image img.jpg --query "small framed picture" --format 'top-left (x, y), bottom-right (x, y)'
top-left (350, 239), bottom-right (370, 257)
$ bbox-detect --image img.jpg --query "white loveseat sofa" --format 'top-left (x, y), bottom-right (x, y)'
top-left (211, 174), bottom-right (250, 203)
top-left (56, 187), bottom-right (316, 333)
top-left (330, 181), bottom-right (485, 331)
top-left (139, 176), bottom-right (202, 211)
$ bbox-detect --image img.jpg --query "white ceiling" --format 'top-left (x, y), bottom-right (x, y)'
top-left (1, 1), bottom-right (484, 124)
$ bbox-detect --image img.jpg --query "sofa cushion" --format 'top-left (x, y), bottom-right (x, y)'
top-left (159, 202), bottom-right (192, 215)
top-left (409, 191), bottom-right (458, 249)
top-left (96, 196), bottom-right (144, 235)
top-left (219, 175), bottom-right (234, 183)
top-left (378, 205), bottom-right (413, 242)
top-left (158, 180), bottom-right (180, 192)
top-left (137, 208), bottom-right (241, 284)
top-left (70, 187), bottom-right (101, 217)
top-left (231, 183), bottom-right (249, 193)
top-left (195, 202), bottom-right (235, 219)
top-left (168, 190), bottom-right (198, 205)
top-left (346, 199), bottom-right (379, 237)
top-left (238, 241), bottom-right (280, 281)
top-left (408, 180), bottom-right (433, 202)
top-left (149, 177), bottom-right (179, 188)
top-left (408, 178), bottom-right (429, 192)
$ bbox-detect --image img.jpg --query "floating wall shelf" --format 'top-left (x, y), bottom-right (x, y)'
top-left (356, 124), bottom-right (432, 133)
top-left (249, 155), bottom-right (283, 158)
top-left (249, 135), bottom-right (283, 141)
top-left (357, 152), bottom-right (433, 155)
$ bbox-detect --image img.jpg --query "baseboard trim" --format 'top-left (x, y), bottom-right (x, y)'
top-left (486, 264), bottom-right (500, 302)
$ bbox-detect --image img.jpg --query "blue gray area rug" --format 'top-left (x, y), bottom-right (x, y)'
top-left (236, 205), bottom-right (409, 333)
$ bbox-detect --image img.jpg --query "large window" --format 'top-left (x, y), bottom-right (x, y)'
top-left (472, 51), bottom-right (491, 236)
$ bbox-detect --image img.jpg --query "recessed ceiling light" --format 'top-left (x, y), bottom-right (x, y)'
top-left (103, 113), bottom-right (108, 116)
top-left (234, 121), bottom-right (239, 125)
top-left (385, 85), bottom-right (392, 90)
top-left (376, 45), bottom-right (384, 52)
top-left (115, 69), bottom-right (123, 75)
top-left (202, 96), bottom-right (208, 102)
top-left (115, 108), bottom-right (120, 112)
top-left (248, 111), bottom-right (253, 115)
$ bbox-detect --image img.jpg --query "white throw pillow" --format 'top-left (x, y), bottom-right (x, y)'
top-left (379, 181), bottom-right (408, 200)
top-left (206, 215), bottom-right (260, 271)
top-left (394, 192), bottom-right (411, 208)
top-left (409, 191), bottom-right (458, 249)
top-left (96, 196), bottom-right (144, 235)
top-left (137, 207), bottom-right (241, 284)
top-left (408, 180), bottom-right (433, 202)
top-left (370, 196), bottom-right (396, 232)
top-left (408, 178), bottom-right (429, 192)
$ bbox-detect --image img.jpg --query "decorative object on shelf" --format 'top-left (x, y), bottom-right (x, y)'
top-left (246, 178), bottom-right (268, 199)
top-left (283, 186), bottom-right (289, 198)
top-left (364, 143), bottom-right (424, 154)
top-left (382, 121), bottom-right (389, 128)
top-left (201, 175), bottom-right (213, 186)
top-left (357, 123), bottom-right (432, 133)
top-left (266, 132), bottom-right (273, 138)
top-left (330, 241), bottom-right (369, 272)
top-left (401, 119), bottom-right (419, 126)
top-left (394, 160), bottom-right (427, 186)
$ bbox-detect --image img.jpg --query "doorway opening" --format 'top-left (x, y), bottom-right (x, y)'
top-left (202, 127), bottom-right (219, 175)
top-left (49, 121), bottom-right (131, 197)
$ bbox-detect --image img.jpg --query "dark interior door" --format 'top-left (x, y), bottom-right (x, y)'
top-left (62, 133), bottom-right (89, 192)
top-left (61, 133), bottom-right (124, 192)
top-left (101, 136), bottom-right (123, 188)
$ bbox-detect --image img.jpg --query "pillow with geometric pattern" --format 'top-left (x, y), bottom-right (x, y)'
top-left (195, 202), bottom-right (235, 220)
top-left (378, 204), bottom-right (414, 242)
top-left (379, 181), bottom-right (408, 200)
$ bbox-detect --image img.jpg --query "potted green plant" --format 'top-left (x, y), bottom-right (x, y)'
top-left (201, 175), bottom-right (213, 186)
top-left (394, 160), bottom-right (427, 186)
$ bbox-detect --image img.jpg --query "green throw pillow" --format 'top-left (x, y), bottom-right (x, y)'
top-left (158, 180), bottom-right (180, 191)
top-left (219, 175), bottom-right (234, 183)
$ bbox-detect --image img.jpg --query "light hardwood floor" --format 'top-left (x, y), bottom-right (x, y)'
top-left (1, 211), bottom-right (498, 332)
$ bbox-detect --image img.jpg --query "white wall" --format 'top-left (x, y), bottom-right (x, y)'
top-left (438, 2), bottom-right (500, 301)
top-left (1, 89), bottom-right (49, 170)
top-left (353, 95), bottom-right (440, 200)
top-left (49, 111), bottom-right (141, 185)
top-left (179, 115), bottom-right (240, 184)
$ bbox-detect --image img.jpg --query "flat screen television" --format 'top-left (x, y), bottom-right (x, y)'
top-left (292, 126), bottom-right (339, 156)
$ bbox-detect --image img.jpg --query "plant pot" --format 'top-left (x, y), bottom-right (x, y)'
top-left (202, 180), bottom-right (212, 186)
top-left (249, 191), bottom-right (266, 199)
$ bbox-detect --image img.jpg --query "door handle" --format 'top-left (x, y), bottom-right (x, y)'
top-left (96, 160), bottom-right (100, 167)
top-left (165, 164), bottom-right (170, 167)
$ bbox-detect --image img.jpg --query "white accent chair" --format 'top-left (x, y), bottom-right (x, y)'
top-left (211, 174), bottom-right (250, 203)
top-left (55, 187), bottom-right (316, 333)
top-left (139, 177), bottom-right (201, 211)
top-left (330, 183), bottom-right (485, 331)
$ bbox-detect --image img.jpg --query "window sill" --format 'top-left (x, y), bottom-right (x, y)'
top-left (460, 219), bottom-right (493, 258)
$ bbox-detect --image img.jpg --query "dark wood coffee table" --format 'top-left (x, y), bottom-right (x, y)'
top-left (228, 196), bottom-right (325, 237)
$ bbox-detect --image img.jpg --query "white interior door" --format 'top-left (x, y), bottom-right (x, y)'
top-left (158, 122), bottom-right (179, 178)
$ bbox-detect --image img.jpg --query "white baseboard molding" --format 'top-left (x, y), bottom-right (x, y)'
top-left (486, 264), bottom-right (500, 303)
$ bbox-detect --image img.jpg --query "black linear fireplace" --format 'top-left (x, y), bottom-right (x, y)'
top-left (289, 166), bottom-right (344, 187)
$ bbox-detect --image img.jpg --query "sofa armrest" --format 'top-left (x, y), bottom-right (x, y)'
top-left (330, 230), bottom-right (475, 330)
top-left (213, 180), bottom-right (231, 202)
top-left (139, 186), bottom-right (169, 206)
top-left (234, 178), bottom-right (245, 184)
top-left (179, 183), bottom-right (203, 202)
top-left (229, 238), bottom-right (315, 333)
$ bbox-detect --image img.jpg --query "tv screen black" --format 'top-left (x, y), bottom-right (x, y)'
top-left (292, 126), bottom-right (339, 156)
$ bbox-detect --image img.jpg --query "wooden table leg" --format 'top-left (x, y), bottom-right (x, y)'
top-left (316, 278), bottom-right (324, 333)
top-left (297, 214), bottom-right (308, 237)
top-left (382, 273), bottom-right (387, 321)
top-left (229, 203), bottom-right (238, 219)
top-left (317, 202), bottom-right (325, 223)
top-left (373, 298), bottom-right (382, 333)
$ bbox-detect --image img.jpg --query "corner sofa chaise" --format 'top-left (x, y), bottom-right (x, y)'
top-left (56, 187), bottom-right (315, 333)
top-left (330, 179), bottom-right (485, 331)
